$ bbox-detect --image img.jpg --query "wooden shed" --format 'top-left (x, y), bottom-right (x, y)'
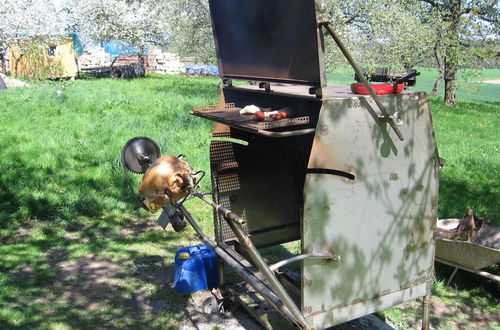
top-left (9, 35), bottom-right (78, 78)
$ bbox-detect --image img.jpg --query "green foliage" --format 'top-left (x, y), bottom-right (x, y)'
top-left (165, 0), bottom-right (215, 64)
top-left (21, 43), bottom-right (64, 79)
top-left (322, 0), bottom-right (437, 70)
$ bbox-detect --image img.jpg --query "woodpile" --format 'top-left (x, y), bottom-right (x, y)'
top-left (435, 207), bottom-right (486, 242)
top-left (110, 63), bottom-right (145, 79)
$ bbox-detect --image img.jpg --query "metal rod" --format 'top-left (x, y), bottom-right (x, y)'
top-left (189, 189), bottom-right (246, 225)
top-left (319, 22), bottom-right (404, 141)
top-left (447, 267), bottom-right (459, 285)
top-left (224, 218), bottom-right (310, 329)
top-left (269, 253), bottom-right (340, 272)
top-left (178, 205), bottom-right (302, 326)
top-left (436, 258), bottom-right (500, 283)
top-left (256, 128), bottom-right (316, 138)
top-left (422, 294), bottom-right (430, 330)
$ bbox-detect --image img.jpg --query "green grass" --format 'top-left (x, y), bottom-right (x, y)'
top-left (380, 275), bottom-right (500, 329)
top-left (0, 75), bottom-right (220, 329)
top-left (328, 67), bottom-right (500, 103)
top-left (0, 74), bottom-right (498, 328)
top-left (431, 98), bottom-right (500, 223)
top-left (0, 75), bottom-right (219, 228)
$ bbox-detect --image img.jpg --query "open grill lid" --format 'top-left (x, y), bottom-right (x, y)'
top-left (208, 0), bottom-right (326, 87)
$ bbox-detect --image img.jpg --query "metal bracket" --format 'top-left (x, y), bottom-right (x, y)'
top-left (258, 82), bottom-right (271, 92)
top-left (309, 86), bottom-right (322, 98)
top-left (378, 111), bottom-right (403, 126)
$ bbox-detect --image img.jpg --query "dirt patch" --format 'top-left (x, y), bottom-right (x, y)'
top-left (53, 255), bottom-right (128, 309)
top-left (394, 297), bottom-right (500, 329)
top-left (119, 216), bottom-right (159, 236)
top-left (0, 73), bottom-right (30, 88)
top-left (430, 298), bottom-right (499, 329)
top-left (44, 253), bottom-right (391, 329)
top-left (482, 79), bottom-right (500, 84)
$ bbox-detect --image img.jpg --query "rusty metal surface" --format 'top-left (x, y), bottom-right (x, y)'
top-left (435, 238), bottom-right (500, 270)
top-left (208, 0), bottom-right (326, 87)
top-left (191, 104), bottom-right (311, 133)
top-left (301, 92), bottom-right (438, 328)
top-left (229, 84), bottom-right (416, 100)
top-left (227, 129), bottom-right (313, 247)
top-left (210, 132), bottom-right (247, 242)
top-left (307, 283), bottom-right (429, 327)
top-left (192, 102), bottom-right (237, 113)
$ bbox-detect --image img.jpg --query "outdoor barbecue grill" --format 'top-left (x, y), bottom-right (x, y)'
top-left (122, 1), bottom-right (440, 329)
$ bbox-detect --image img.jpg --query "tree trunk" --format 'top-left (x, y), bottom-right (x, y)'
top-left (13, 54), bottom-right (23, 77)
top-left (444, 62), bottom-right (457, 106)
top-left (0, 53), bottom-right (5, 74)
top-left (432, 46), bottom-right (445, 96)
top-left (443, 0), bottom-right (461, 107)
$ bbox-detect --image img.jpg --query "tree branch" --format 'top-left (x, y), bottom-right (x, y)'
top-left (419, 0), bottom-right (438, 8)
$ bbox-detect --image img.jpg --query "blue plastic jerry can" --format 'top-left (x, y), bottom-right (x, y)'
top-left (173, 245), bottom-right (219, 294)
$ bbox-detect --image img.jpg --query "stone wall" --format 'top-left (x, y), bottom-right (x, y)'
top-left (76, 46), bottom-right (185, 74)
top-left (77, 47), bottom-right (113, 70)
top-left (148, 47), bottom-right (185, 74)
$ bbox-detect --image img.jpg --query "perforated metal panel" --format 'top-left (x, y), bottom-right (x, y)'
top-left (210, 132), bottom-right (248, 242)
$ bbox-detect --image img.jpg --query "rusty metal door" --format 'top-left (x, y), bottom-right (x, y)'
top-left (301, 92), bottom-right (439, 328)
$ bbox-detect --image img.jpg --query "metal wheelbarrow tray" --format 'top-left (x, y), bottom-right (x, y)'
top-left (435, 220), bottom-right (500, 283)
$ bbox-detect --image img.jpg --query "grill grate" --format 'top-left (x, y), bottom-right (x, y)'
top-left (191, 104), bottom-right (311, 134)
top-left (193, 103), bottom-right (237, 113)
top-left (210, 132), bottom-right (248, 242)
top-left (256, 116), bottom-right (309, 130)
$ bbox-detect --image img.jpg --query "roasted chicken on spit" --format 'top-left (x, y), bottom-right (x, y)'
top-left (139, 155), bottom-right (196, 212)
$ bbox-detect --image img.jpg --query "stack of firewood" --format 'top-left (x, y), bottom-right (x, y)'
top-left (435, 207), bottom-right (486, 242)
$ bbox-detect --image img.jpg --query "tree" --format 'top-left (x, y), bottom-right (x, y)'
top-left (162, 0), bottom-right (214, 64)
top-left (162, 0), bottom-right (437, 72)
top-left (419, 0), bottom-right (499, 106)
top-left (68, 0), bottom-right (169, 61)
top-left (0, 0), bottom-right (66, 75)
top-left (320, 0), bottom-right (437, 72)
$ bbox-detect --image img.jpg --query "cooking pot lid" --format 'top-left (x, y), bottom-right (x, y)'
top-left (209, 0), bottom-right (326, 87)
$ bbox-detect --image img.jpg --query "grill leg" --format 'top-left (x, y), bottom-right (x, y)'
top-left (447, 267), bottom-right (459, 285)
top-left (422, 294), bottom-right (430, 330)
top-left (225, 219), bottom-right (310, 329)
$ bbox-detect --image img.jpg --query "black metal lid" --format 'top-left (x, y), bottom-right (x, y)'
top-left (209, 0), bottom-right (326, 87)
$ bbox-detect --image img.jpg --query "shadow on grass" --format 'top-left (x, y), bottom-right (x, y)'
top-left (430, 263), bottom-right (500, 328)
top-left (0, 216), bottom-right (205, 329)
top-left (0, 137), bottom-right (137, 230)
top-left (438, 173), bottom-right (499, 225)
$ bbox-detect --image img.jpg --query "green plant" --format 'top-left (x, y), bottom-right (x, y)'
top-left (22, 43), bottom-right (64, 79)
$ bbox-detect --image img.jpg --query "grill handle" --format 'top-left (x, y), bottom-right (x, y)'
top-left (256, 128), bottom-right (316, 138)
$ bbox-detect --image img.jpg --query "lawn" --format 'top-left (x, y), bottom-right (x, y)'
top-left (328, 67), bottom-right (500, 103)
top-left (0, 73), bottom-right (498, 329)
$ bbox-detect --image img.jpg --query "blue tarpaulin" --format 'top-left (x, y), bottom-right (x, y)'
top-left (103, 40), bottom-right (148, 60)
top-left (186, 65), bottom-right (219, 76)
top-left (67, 32), bottom-right (84, 55)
